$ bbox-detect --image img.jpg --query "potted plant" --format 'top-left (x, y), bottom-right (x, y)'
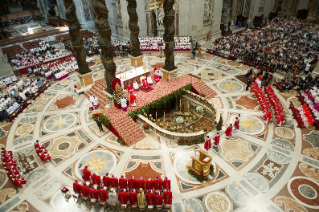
top-left (142, 123), bottom-right (150, 132)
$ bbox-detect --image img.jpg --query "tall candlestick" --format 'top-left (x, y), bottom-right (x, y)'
top-left (180, 99), bottom-right (181, 108)
top-left (156, 112), bottom-right (157, 120)
top-left (164, 112), bottom-right (165, 120)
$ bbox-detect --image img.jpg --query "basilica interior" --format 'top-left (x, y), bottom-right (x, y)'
top-left (0, 0), bottom-right (319, 212)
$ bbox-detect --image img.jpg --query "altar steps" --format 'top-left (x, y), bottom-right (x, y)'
top-left (85, 79), bottom-right (107, 108)
top-left (104, 107), bottom-right (145, 146)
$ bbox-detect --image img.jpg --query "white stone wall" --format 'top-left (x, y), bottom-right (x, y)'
top-left (297, 0), bottom-right (310, 11)
top-left (263, 0), bottom-right (276, 18)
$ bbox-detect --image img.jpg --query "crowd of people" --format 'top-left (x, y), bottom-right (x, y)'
top-left (1, 148), bottom-right (27, 188)
top-left (139, 36), bottom-right (192, 51)
top-left (30, 55), bottom-right (77, 80)
top-left (275, 74), bottom-right (319, 92)
top-left (10, 40), bottom-right (68, 70)
top-left (207, 17), bottom-right (319, 75)
top-left (0, 76), bottom-right (46, 121)
top-left (72, 165), bottom-right (172, 208)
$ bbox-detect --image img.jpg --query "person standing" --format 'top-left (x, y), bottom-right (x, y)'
top-left (225, 124), bottom-right (233, 139)
top-left (159, 46), bottom-right (163, 58)
top-left (204, 136), bottom-right (211, 152)
top-left (96, 118), bottom-right (104, 132)
top-left (213, 132), bottom-right (220, 148)
top-left (234, 117), bottom-right (240, 132)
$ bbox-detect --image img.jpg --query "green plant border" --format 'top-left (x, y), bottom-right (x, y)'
top-left (91, 113), bottom-right (111, 126)
top-left (178, 137), bottom-right (204, 146)
top-left (128, 84), bottom-right (192, 119)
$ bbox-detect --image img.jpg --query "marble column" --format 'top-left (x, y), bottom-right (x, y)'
top-left (126, 0), bottom-right (142, 57)
top-left (231, 0), bottom-right (238, 23)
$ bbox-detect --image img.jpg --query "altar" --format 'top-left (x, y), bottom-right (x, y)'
top-left (115, 66), bottom-right (150, 89)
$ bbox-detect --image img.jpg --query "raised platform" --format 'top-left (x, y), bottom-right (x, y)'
top-left (88, 74), bottom-right (216, 146)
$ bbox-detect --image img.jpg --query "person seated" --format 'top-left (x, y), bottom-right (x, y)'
top-left (133, 81), bottom-right (139, 91)
top-left (147, 76), bottom-right (153, 85)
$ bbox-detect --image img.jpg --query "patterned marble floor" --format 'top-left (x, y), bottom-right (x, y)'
top-left (0, 49), bottom-right (319, 212)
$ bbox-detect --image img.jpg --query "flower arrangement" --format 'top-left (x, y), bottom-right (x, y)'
top-left (176, 116), bottom-right (184, 124)
top-left (142, 123), bottom-right (150, 130)
top-left (113, 91), bottom-right (127, 105)
top-left (187, 164), bottom-right (214, 183)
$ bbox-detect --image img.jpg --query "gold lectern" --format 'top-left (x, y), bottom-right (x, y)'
top-left (187, 149), bottom-right (212, 176)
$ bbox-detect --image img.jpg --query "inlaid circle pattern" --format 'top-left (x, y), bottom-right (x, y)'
top-left (44, 113), bottom-right (77, 132)
top-left (288, 176), bottom-right (319, 209)
top-left (275, 127), bottom-right (294, 139)
top-left (217, 80), bottom-right (243, 93)
top-left (299, 184), bottom-right (317, 199)
top-left (58, 142), bottom-right (70, 151)
top-left (205, 192), bottom-right (231, 212)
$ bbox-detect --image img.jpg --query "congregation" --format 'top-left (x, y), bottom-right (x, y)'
top-left (207, 17), bottom-right (319, 75)
top-left (0, 76), bottom-right (47, 122)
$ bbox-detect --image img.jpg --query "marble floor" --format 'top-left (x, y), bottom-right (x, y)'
top-left (0, 49), bottom-right (319, 212)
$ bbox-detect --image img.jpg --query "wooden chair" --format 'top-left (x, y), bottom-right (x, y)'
top-left (108, 202), bottom-right (118, 212)
top-left (131, 204), bottom-right (138, 212)
top-left (155, 205), bottom-right (162, 212)
top-left (147, 205), bottom-right (154, 212)
top-left (138, 205), bottom-right (146, 212)
top-left (162, 205), bottom-right (172, 212)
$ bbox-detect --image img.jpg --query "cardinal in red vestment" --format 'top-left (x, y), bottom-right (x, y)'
top-left (204, 136), bottom-right (211, 152)
top-left (225, 124), bottom-right (233, 139)
top-left (213, 132), bottom-right (220, 147)
top-left (154, 192), bottom-right (163, 205)
top-left (163, 188), bottom-right (172, 205)
top-left (99, 186), bottom-right (108, 202)
top-left (130, 92), bottom-right (137, 107)
top-left (128, 176), bottom-right (136, 191)
top-left (118, 188), bottom-right (128, 205)
top-left (162, 177), bottom-right (171, 190)
top-left (103, 173), bottom-right (111, 188)
top-left (119, 175), bottom-right (128, 190)
top-left (146, 177), bottom-right (154, 191)
top-left (234, 117), bottom-right (240, 132)
top-left (153, 176), bottom-right (162, 191)
top-left (129, 189), bottom-right (138, 205)
top-left (146, 190), bottom-right (155, 205)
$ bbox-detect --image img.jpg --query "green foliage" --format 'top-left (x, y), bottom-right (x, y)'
top-left (99, 114), bottom-right (111, 126)
top-left (117, 137), bottom-right (126, 146)
top-left (127, 84), bottom-right (193, 119)
top-left (187, 164), bottom-right (214, 183)
top-left (177, 137), bottom-right (204, 146)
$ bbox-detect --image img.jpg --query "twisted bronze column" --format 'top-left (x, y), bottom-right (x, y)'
top-left (93, 0), bottom-right (116, 94)
top-left (126, 0), bottom-right (142, 57)
top-left (63, 0), bottom-right (91, 75)
top-left (163, 0), bottom-right (177, 71)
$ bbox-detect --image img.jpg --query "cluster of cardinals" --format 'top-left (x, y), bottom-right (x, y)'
top-left (74, 165), bottom-right (172, 205)
top-left (34, 140), bottom-right (51, 162)
top-left (1, 148), bottom-right (27, 188)
top-left (265, 86), bottom-right (285, 126)
top-left (251, 83), bottom-right (285, 126)
top-left (301, 103), bottom-right (315, 126)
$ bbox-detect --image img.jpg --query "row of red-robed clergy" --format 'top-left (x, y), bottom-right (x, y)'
top-left (73, 181), bottom-right (172, 206)
top-left (34, 140), bottom-right (51, 162)
top-left (1, 148), bottom-right (26, 188)
top-left (80, 165), bottom-right (171, 192)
